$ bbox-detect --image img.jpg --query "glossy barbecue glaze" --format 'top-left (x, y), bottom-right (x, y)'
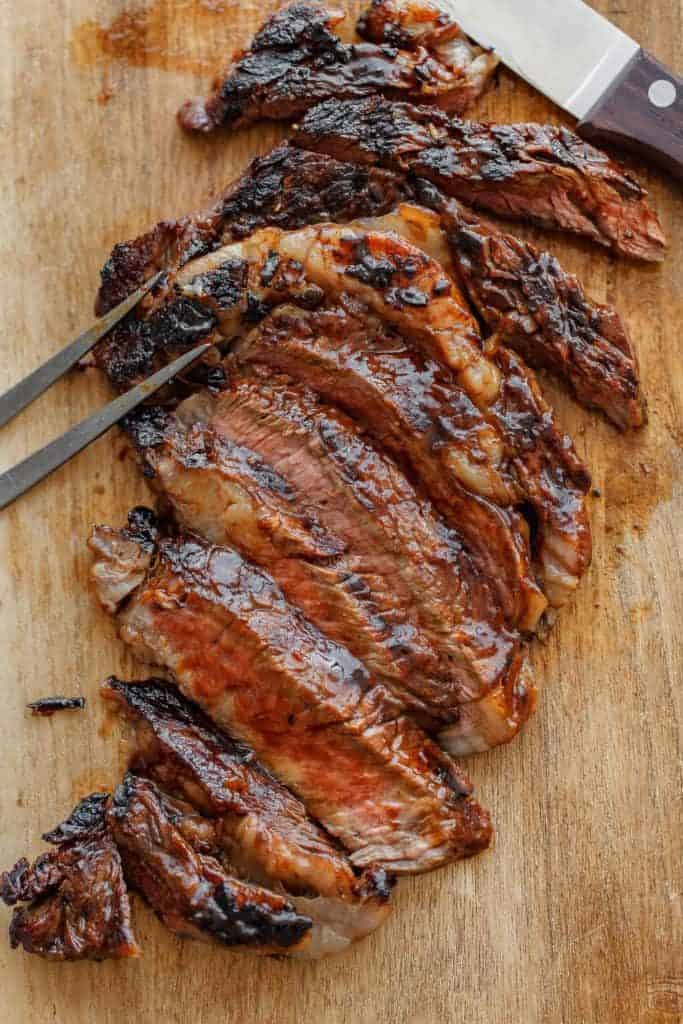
top-left (107, 774), bottom-right (314, 955)
top-left (351, 194), bottom-right (647, 431)
top-left (294, 97), bottom-right (667, 260)
top-left (123, 374), bottom-right (529, 716)
top-left (104, 678), bottom-right (393, 955)
top-left (178, 1), bottom-right (497, 134)
top-left (94, 144), bottom-right (645, 430)
top-left (89, 512), bottom-right (493, 874)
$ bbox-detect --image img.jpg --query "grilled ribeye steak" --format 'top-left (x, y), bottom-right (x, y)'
top-left (294, 98), bottom-right (666, 261)
top-left (89, 509), bottom-right (493, 873)
top-left (107, 774), bottom-right (314, 955)
top-left (104, 677), bottom-right (393, 955)
top-left (122, 221), bottom-right (589, 613)
top-left (121, 373), bottom-right (535, 753)
top-left (178, 1), bottom-right (497, 134)
top-left (1, 794), bottom-right (139, 961)
top-left (95, 144), bottom-right (644, 429)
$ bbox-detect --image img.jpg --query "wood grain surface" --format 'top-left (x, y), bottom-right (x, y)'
top-left (0, 1), bottom-right (680, 1021)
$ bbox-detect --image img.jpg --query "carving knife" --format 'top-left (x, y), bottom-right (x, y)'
top-left (446, 0), bottom-right (682, 179)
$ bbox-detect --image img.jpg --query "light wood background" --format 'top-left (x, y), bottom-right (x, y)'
top-left (0, 1), bottom-right (681, 1021)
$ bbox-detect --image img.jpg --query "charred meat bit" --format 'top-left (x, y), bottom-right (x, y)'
top-left (27, 696), bottom-right (86, 716)
top-left (106, 774), bottom-right (313, 954)
top-left (1, 794), bottom-right (139, 961)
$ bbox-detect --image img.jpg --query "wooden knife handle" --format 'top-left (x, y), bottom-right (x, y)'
top-left (577, 49), bottom-right (683, 181)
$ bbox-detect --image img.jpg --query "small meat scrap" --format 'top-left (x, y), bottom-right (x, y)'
top-left (27, 696), bottom-right (86, 716)
top-left (1, 793), bottom-right (139, 961)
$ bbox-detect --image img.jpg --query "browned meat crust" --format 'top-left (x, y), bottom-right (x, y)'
top-left (107, 774), bottom-right (313, 953)
top-left (1, 794), bottom-right (139, 961)
top-left (102, 677), bottom-right (377, 896)
top-left (293, 98), bottom-right (667, 261)
top-left (94, 144), bottom-right (644, 428)
top-left (121, 376), bottom-right (528, 718)
top-left (103, 678), bottom-right (394, 954)
top-left (178, 1), bottom-right (496, 134)
top-left (89, 512), bottom-right (493, 874)
top-left (412, 186), bottom-right (647, 429)
top-left (94, 147), bottom-right (410, 391)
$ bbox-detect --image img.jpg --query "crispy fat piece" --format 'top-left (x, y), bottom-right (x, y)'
top-left (1, 794), bottom-right (139, 961)
top-left (178, 1), bottom-right (497, 134)
top-left (89, 512), bottom-right (493, 874)
top-left (107, 774), bottom-right (313, 955)
top-left (293, 97), bottom-right (667, 261)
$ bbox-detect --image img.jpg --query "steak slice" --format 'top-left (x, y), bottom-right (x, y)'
top-left (178, 1), bottom-right (497, 134)
top-left (107, 774), bottom-right (313, 954)
top-left (123, 376), bottom-right (527, 715)
top-left (1, 794), bottom-right (139, 961)
top-left (94, 144), bottom-right (644, 430)
top-left (239, 299), bottom-right (589, 611)
top-left (293, 97), bottom-right (667, 261)
top-left (89, 512), bottom-right (493, 874)
top-left (356, 195), bottom-right (646, 430)
top-left (103, 677), bottom-right (393, 955)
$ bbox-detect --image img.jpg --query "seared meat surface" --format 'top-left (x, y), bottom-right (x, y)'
top-left (104, 678), bottom-right (393, 955)
top-left (371, 192), bottom-right (646, 430)
top-left (107, 774), bottom-right (313, 954)
top-left (123, 374), bottom-right (530, 719)
top-left (294, 98), bottom-right (666, 260)
top-left (166, 222), bottom-right (589, 611)
top-left (89, 510), bottom-right (493, 873)
top-left (94, 144), bottom-right (644, 430)
top-left (1, 794), bottom-right (139, 961)
top-left (178, 1), bottom-right (496, 134)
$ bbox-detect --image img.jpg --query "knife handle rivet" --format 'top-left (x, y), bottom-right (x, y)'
top-left (648, 79), bottom-right (677, 109)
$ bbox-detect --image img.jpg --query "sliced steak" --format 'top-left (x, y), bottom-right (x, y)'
top-left (107, 774), bottom-right (313, 955)
top-left (178, 1), bottom-right (496, 134)
top-left (103, 677), bottom-right (393, 955)
top-left (94, 144), bottom-right (643, 430)
top-left (239, 299), bottom-right (588, 611)
top-left (355, 195), bottom-right (646, 430)
top-left (89, 512), bottom-right (493, 874)
top-left (293, 97), bottom-right (667, 261)
top-left (1, 794), bottom-right (139, 961)
top-left (123, 375), bottom-right (527, 714)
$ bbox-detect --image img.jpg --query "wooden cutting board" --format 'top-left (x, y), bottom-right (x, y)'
top-left (0, 1), bottom-right (680, 1021)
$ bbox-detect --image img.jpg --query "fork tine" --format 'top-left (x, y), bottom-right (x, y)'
top-left (0, 342), bottom-right (212, 511)
top-left (0, 270), bottom-right (166, 430)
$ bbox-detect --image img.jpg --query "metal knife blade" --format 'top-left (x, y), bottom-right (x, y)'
top-left (0, 342), bottom-right (212, 511)
top-left (444, 0), bottom-right (638, 119)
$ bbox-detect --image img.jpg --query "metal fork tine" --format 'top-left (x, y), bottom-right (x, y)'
top-left (0, 270), bottom-right (166, 430)
top-left (0, 343), bottom-right (212, 511)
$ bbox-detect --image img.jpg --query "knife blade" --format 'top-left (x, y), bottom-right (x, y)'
top-left (445, 0), bottom-right (683, 179)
